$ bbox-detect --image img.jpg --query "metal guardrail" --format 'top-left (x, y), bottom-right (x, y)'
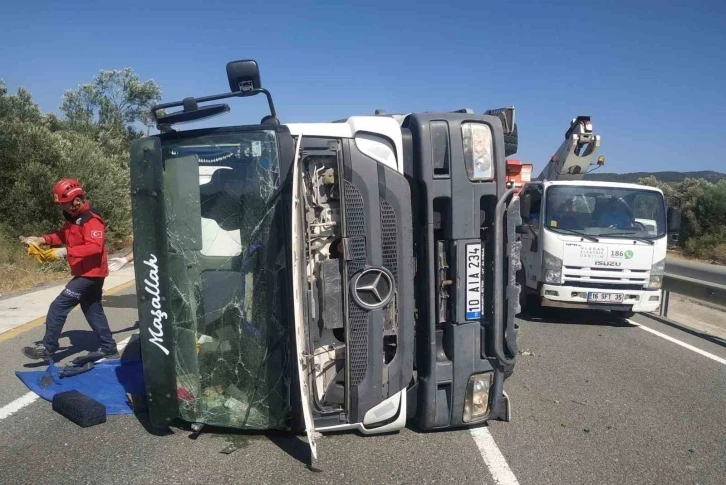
top-left (659, 272), bottom-right (726, 317)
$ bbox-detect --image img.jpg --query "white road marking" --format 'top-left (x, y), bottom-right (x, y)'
top-left (0, 333), bottom-right (139, 421)
top-left (628, 319), bottom-right (726, 366)
top-left (470, 426), bottom-right (520, 485)
top-left (0, 392), bottom-right (39, 420)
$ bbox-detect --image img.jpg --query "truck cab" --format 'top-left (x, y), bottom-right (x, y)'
top-left (517, 180), bottom-right (676, 317)
top-left (514, 116), bottom-right (681, 319)
top-left (129, 60), bottom-right (522, 461)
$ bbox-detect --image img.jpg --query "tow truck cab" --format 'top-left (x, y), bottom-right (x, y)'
top-left (129, 60), bottom-right (521, 459)
top-left (517, 180), bottom-right (679, 316)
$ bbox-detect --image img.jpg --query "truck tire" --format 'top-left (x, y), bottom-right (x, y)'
top-left (504, 123), bottom-right (518, 157)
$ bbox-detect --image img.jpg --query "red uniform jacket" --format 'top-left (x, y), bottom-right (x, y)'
top-left (43, 203), bottom-right (109, 278)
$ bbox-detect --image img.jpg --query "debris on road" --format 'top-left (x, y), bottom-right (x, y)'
top-left (220, 443), bottom-right (238, 455)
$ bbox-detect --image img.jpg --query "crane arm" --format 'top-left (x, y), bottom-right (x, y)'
top-left (536, 116), bottom-right (602, 181)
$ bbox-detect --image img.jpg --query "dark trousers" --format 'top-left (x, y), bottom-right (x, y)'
top-left (43, 277), bottom-right (117, 354)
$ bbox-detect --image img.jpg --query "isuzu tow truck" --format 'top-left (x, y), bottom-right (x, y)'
top-left (515, 116), bottom-right (681, 318)
top-left (129, 60), bottom-right (522, 461)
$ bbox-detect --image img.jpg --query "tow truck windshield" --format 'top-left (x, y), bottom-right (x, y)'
top-left (544, 185), bottom-right (666, 239)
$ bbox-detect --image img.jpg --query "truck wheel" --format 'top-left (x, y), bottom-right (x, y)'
top-left (504, 123), bottom-right (518, 157)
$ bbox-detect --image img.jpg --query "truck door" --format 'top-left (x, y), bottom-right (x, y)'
top-left (518, 186), bottom-right (542, 290)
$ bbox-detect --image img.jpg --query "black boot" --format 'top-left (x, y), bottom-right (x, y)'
top-left (99, 347), bottom-right (120, 360)
top-left (22, 343), bottom-right (54, 360)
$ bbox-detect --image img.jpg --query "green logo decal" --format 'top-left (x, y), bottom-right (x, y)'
top-left (624, 250), bottom-right (634, 259)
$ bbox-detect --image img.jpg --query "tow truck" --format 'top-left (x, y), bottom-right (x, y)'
top-left (129, 60), bottom-right (522, 462)
top-left (515, 116), bottom-right (681, 318)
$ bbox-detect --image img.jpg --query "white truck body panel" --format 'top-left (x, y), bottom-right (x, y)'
top-left (287, 116), bottom-right (404, 174)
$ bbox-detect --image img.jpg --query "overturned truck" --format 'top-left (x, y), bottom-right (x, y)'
top-left (130, 60), bottom-right (522, 459)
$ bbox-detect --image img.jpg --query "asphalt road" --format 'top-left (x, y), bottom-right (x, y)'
top-left (666, 256), bottom-right (726, 286)
top-left (1, 286), bottom-right (724, 484)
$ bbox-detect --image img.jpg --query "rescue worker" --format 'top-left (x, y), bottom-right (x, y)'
top-left (20, 178), bottom-right (118, 360)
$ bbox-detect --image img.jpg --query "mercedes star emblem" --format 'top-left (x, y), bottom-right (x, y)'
top-left (350, 267), bottom-right (395, 310)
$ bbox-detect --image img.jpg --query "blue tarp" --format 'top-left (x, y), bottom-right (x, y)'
top-left (15, 359), bottom-right (146, 415)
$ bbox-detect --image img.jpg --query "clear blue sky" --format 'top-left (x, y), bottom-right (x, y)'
top-left (2, 0), bottom-right (725, 174)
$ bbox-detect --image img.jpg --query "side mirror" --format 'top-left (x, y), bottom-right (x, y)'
top-left (667, 207), bottom-right (681, 233)
top-left (226, 60), bottom-right (262, 93)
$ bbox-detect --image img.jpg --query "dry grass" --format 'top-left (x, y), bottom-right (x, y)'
top-left (711, 244), bottom-right (726, 265)
top-left (668, 247), bottom-right (726, 265)
top-left (0, 242), bottom-right (69, 296)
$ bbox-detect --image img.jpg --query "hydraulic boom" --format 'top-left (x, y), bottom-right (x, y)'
top-left (536, 116), bottom-right (602, 181)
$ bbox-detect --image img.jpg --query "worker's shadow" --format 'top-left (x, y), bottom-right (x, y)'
top-left (22, 323), bottom-right (139, 369)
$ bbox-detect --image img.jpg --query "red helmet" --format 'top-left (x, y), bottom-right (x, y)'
top-left (53, 178), bottom-right (86, 203)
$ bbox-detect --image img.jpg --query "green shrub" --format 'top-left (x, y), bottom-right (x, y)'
top-left (0, 120), bottom-right (130, 243)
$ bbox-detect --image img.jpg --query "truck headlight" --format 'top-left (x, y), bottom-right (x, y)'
top-left (463, 373), bottom-right (493, 423)
top-left (648, 258), bottom-right (665, 289)
top-left (543, 251), bottom-right (562, 284)
top-left (462, 123), bottom-right (494, 181)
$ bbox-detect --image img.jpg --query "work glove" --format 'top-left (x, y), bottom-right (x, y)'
top-left (50, 247), bottom-right (68, 260)
top-left (25, 244), bottom-right (65, 263)
top-left (26, 242), bottom-right (48, 264)
top-left (108, 257), bottom-right (129, 272)
top-left (21, 236), bottom-right (45, 246)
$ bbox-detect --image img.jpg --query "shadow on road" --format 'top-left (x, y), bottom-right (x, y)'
top-left (115, 335), bottom-right (313, 467)
top-left (22, 322), bottom-right (140, 368)
top-left (102, 293), bottom-right (138, 309)
top-left (23, 329), bottom-right (103, 368)
top-left (517, 307), bottom-right (636, 328)
top-left (170, 420), bottom-right (312, 467)
top-left (639, 313), bottom-right (726, 348)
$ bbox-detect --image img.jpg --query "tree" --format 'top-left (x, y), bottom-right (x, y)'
top-left (0, 78), bottom-right (134, 243)
top-left (60, 68), bottom-right (162, 135)
top-left (0, 80), bottom-right (42, 123)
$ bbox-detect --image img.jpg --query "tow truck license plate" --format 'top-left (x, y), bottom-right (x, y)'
top-left (587, 292), bottom-right (624, 303)
top-left (465, 243), bottom-right (483, 320)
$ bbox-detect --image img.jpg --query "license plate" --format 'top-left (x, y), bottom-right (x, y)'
top-left (465, 243), bottom-right (483, 320)
top-left (587, 292), bottom-right (624, 303)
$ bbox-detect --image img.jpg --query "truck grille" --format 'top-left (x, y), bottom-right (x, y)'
top-left (344, 181), bottom-right (368, 386)
top-left (563, 266), bottom-right (648, 289)
top-left (380, 199), bottom-right (398, 282)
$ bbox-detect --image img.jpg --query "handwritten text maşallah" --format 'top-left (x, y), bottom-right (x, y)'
top-left (143, 254), bottom-right (170, 356)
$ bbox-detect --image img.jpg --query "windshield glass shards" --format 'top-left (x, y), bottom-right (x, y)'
top-left (157, 130), bottom-right (293, 430)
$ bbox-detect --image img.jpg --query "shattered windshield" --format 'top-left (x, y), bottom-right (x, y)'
top-left (159, 129), bottom-right (292, 429)
top-left (544, 185), bottom-right (666, 239)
